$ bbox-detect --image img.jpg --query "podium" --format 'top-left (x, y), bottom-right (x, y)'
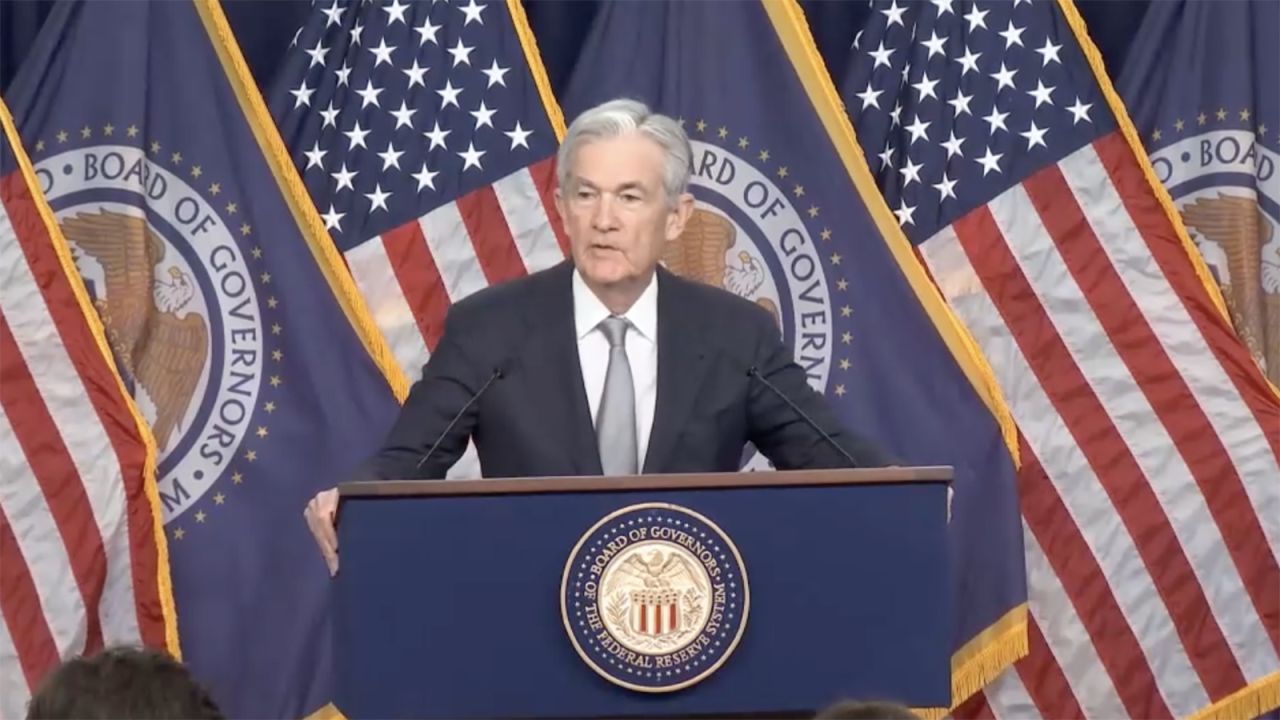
top-left (334, 467), bottom-right (953, 718)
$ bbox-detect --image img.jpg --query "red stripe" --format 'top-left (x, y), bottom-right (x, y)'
top-left (2, 172), bottom-right (166, 649)
top-left (1093, 132), bottom-right (1280, 462)
top-left (1025, 158), bottom-right (1280, 660)
top-left (954, 689), bottom-right (996, 720)
top-left (954, 203), bottom-right (1245, 700)
top-left (381, 221), bottom-right (450, 352)
top-left (0, 312), bottom-right (105, 657)
top-left (457, 186), bottom-right (527, 285)
top-left (0, 502), bottom-right (60, 690)
top-left (1017, 612), bottom-right (1086, 719)
top-left (1013, 438), bottom-right (1165, 717)
top-left (639, 604), bottom-right (647, 634)
top-left (529, 156), bottom-right (570, 256)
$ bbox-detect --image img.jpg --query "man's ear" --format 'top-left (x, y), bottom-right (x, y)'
top-left (666, 192), bottom-right (695, 240)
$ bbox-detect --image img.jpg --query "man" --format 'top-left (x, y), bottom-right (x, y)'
top-left (25, 647), bottom-right (223, 720)
top-left (305, 99), bottom-right (889, 573)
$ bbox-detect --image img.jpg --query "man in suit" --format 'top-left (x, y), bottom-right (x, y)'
top-left (305, 98), bottom-right (888, 573)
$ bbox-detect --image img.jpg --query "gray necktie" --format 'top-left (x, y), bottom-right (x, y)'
top-left (596, 316), bottom-right (637, 475)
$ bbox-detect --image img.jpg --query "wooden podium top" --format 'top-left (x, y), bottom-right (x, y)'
top-left (338, 466), bottom-right (952, 498)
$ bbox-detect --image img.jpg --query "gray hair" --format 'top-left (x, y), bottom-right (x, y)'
top-left (556, 98), bottom-right (693, 205)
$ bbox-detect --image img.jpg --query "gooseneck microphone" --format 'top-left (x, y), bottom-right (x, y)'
top-left (414, 366), bottom-right (504, 472)
top-left (746, 365), bottom-right (862, 468)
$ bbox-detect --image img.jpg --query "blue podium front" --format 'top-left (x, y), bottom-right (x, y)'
top-left (334, 468), bottom-right (952, 718)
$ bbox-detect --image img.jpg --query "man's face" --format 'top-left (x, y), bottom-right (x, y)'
top-left (556, 132), bottom-right (693, 291)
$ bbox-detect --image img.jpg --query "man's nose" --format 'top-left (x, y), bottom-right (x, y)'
top-left (591, 193), bottom-right (619, 231)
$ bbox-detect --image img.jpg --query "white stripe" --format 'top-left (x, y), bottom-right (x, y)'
top-left (0, 402), bottom-right (87, 657)
top-left (0, 204), bottom-right (141, 649)
top-left (985, 665), bottom-right (1038, 720)
top-left (1062, 143), bottom-right (1280, 566)
top-left (345, 239), bottom-right (432, 380)
top-left (420, 202), bottom-right (488, 303)
top-left (492, 169), bottom-right (565, 274)
top-left (0, 609), bottom-right (31, 720)
top-left (921, 224), bottom-right (1207, 714)
top-left (1023, 523), bottom-right (1128, 717)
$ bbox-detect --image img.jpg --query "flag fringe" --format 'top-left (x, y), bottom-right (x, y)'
top-left (506, 0), bottom-right (566, 142)
top-left (949, 605), bottom-right (1028, 706)
top-left (1189, 671), bottom-right (1280, 720)
top-left (193, 0), bottom-right (412, 402)
top-left (303, 701), bottom-right (347, 720)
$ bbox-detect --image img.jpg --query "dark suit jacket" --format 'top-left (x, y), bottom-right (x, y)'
top-left (364, 261), bottom-right (889, 479)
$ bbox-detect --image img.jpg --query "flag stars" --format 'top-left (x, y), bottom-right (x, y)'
top-left (837, 279), bottom-right (848, 291)
top-left (821, 228), bottom-right (832, 241)
top-left (321, 2), bottom-right (343, 27)
top-left (170, 152), bottom-right (183, 165)
top-left (210, 183), bottom-right (221, 196)
top-left (839, 358), bottom-right (851, 370)
top-left (271, 349), bottom-right (283, 361)
top-left (126, 125), bottom-right (139, 137)
top-left (415, 17), bottom-right (442, 46)
top-left (793, 184), bottom-right (805, 197)
top-left (777, 166), bottom-right (789, 178)
top-left (880, 0), bottom-right (908, 27)
top-left (57, 130), bottom-right (69, 143)
top-left (174, 528), bottom-right (186, 540)
top-left (855, 84), bottom-right (882, 110)
top-left (894, 200), bottom-right (916, 226)
top-left (266, 295), bottom-right (277, 308)
top-left (841, 331), bottom-right (853, 345)
top-left (758, 149), bottom-right (771, 162)
top-left (245, 450), bottom-right (258, 462)
top-left (263, 402), bottom-right (276, 414)
top-left (382, 0), bottom-right (409, 26)
top-left (365, 183), bottom-right (392, 212)
top-left (1067, 97), bottom-right (1092, 125)
top-left (271, 323), bottom-right (282, 336)
top-left (102, 123), bottom-right (115, 136)
top-left (1175, 119), bottom-right (1186, 132)
top-left (331, 163), bottom-right (357, 192)
top-left (471, 100), bottom-right (497, 129)
top-left (933, 173), bottom-right (958, 200)
top-left (190, 166), bottom-right (202, 179)
top-left (868, 41), bottom-right (895, 70)
top-left (389, 101), bottom-right (417, 131)
top-left (305, 40), bottom-right (329, 69)
top-left (504, 122), bottom-right (532, 150)
top-left (226, 202), bottom-right (238, 214)
top-left (900, 157), bottom-right (924, 186)
top-left (369, 38), bottom-right (397, 68)
top-left (35, 140), bottom-right (45, 152)
top-left (290, 80), bottom-right (315, 109)
top-left (840, 306), bottom-right (852, 318)
top-left (448, 39), bottom-right (475, 67)
top-left (269, 376), bottom-right (282, 389)
top-left (976, 147), bottom-right (1003, 175)
top-left (344, 121), bottom-right (371, 149)
top-left (998, 20), bottom-right (1026, 49)
top-left (1198, 112), bottom-right (1208, 126)
top-left (807, 205), bottom-right (820, 218)
top-left (829, 252), bottom-right (841, 265)
top-left (402, 60), bottom-right (428, 90)
top-left (921, 30), bottom-right (947, 59)
top-left (149, 140), bottom-right (160, 153)
top-left (717, 127), bottom-right (728, 139)
top-left (1151, 129), bottom-right (1163, 142)
top-left (196, 511), bottom-right (206, 524)
top-left (458, 142), bottom-right (486, 171)
top-left (956, 47), bottom-right (982, 76)
top-left (260, 271), bottom-right (272, 284)
top-left (412, 163), bottom-right (439, 191)
top-left (240, 223), bottom-right (251, 236)
top-left (1028, 80), bottom-right (1056, 108)
top-left (214, 493), bottom-right (226, 506)
top-left (964, 5), bottom-right (988, 31)
top-left (738, 137), bottom-right (750, 149)
top-left (256, 426), bottom-right (269, 439)
top-left (232, 471), bottom-right (245, 484)
top-left (1036, 38), bottom-right (1063, 66)
top-left (424, 120), bottom-right (451, 150)
top-left (1260, 124), bottom-right (1269, 137)
top-left (357, 80), bottom-right (384, 109)
top-left (1240, 108), bottom-right (1252, 121)
top-left (377, 142), bottom-right (404, 171)
top-left (482, 59), bottom-right (510, 88)
top-left (834, 385), bottom-right (847, 397)
top-left (695, 120), bottom-right (707, 133)
top-left (990, 62), bottom-right (1017, 91)
top-left (458, 0), bottom-right (486, 25)
top-left (1216, 108), bottom-right (1228, 121)
top-left (304, 141), bottom-right (327, 169)
top-left (437, 80), bottom-right (463, 109)
top-left (80, 125), bottom-right (92, 139)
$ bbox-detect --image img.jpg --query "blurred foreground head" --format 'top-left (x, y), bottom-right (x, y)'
top-left (26, 646), bottom-right (222, 720)
top-left (815, 698), bottom-right (920, 719)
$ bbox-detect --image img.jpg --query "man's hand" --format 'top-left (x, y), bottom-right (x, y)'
top-left (304, 488), bottom-right (340, 576)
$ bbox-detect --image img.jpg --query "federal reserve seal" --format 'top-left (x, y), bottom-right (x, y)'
top-left (561, 503), bottom-right (749, 692)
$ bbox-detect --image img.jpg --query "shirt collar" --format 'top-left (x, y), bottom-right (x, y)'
top-left (572, 267), bottom-right (659, 342)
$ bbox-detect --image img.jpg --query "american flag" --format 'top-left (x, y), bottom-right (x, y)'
top-left (272, 0), bottom-right (567, 391)
top-left (844, 0), bottom-right (1280, 717)
top-left (0, 100), bottom-right (176, 718)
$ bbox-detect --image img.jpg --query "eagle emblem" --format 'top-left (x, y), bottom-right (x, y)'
top-left (64, 209), bottom-right (210, 450)
top-left (666, 208), bottom-right (781, 326)
top-left (1180, 192), bottom-right (1279, 380)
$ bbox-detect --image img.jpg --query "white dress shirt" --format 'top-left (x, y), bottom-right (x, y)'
top-left (573, 269), bottom-right (658, 470)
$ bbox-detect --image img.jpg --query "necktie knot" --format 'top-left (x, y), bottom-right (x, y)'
top-left (599, 316), bottom-right (629, 348)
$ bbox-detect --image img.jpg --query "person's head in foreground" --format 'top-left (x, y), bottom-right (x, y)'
top-left (814, 698), bottom-right (921, 719)
top-left (26, 646), bottom-right (223, 720)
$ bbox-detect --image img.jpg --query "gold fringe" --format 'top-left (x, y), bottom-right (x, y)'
top-left (0, 99), bottom-right (181, 658)
top-left (909, 707), bottom-right (949, 720)
top-left (193, 0), bottom-right (411, 402)
top-left (507, 0), bottom-right (566, 142)
top-left (1054, 0), bottom-right (1280, 411)
top-left (950, 606), bottom-right (1028, 705)
top-left (1188, 670), bottom-right (1280, 720)
top-left (760, 0), bottom-right (1020, 467)
top-left (303, 701), bottom-right (347, 720)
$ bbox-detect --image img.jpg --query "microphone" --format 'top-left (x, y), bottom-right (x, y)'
top-left (746, 365), bottom-right (862, 468)
top-left (414, 366), bottom-right (504, 472)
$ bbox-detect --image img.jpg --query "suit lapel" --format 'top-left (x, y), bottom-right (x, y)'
top-left (643, 269), bottom-right (711, 474)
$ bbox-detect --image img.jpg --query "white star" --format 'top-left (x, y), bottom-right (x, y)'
top-left (403, 59), bottom-right (428, 89)
top-left (912, 73), bottom-right (939, 101)
top-left (1013, 0), bottom-right (1032, 6)
top-left (344, 121), bottom-right (370, 150)
top-left (369, 38), bottom-right (396, 68)
top-left (983, 106), bottom-right (1010, 134)
top-left (436, 80), bottom-right (463, 109)
top-left (941, 131), bottom-right (965, 158)
top-left (305, 40), bottom-right (328, 68)
top-left (990, 62), bottom-right (1017, 91)
top-left (929, 0), bottom-right (953, 16)
top-left (868, 41), bottom-right (895, 70)
top-left (904, 116), bottom-right (931, 145)
top-left (448, 39), bottom-right (475, 67)
top-left (321, 3), bottom-right (343, 28)
top-left (482, 59), bottom-right (510, 88)
top-left (881, 0), bottom-right (908, 27)
top-left (921, 31), bottom-right (947, 59)
top-left (998, 20), bottom-right (1026, 49)
top-left (458, 0), bottom-right (486, 25)
top-left (1036, 37), bottom-right (1063, 66)
top-left (900, 157), bottom-right (924, 187)
top-left (458, 142), bottom-right (486, 171)
top-left (377, 142), bottom-right (405, 171)
top-left (330, 162), bottom-right (356, 192)
top-left (956, 47), bottom-right (982, 76)
top-left (382, 0), bottom-right (409, 26)
top-left (350, 22), bottom-right (364, 47)
top-left (1067, 97), bottom-right (1094, 124)
top-left (290, 26), bottom-right (301, 47)
top-left (386, 101), bottom-right (415, 131)
top-left (948, 90), bottom-right (974, 117)
top-left (289, 80), bottom-right (314, 109)
top-left (876, 144), bottom-right (894, 168)
top-left (356, 80), bottom-right (383, 109)
top-left (933, 173), bottom-right (958, 200)
top-left (319, 101), bottom-right (340, 129)
top-left (851, 30), bottom-right (863, 50)
top-left (855, 83), bottom-right (882, 110)
top-left (889, 102), bottom-right (903, 128)
top-left (412, 163), bottom-right (438, 192)
top-left (303, 141), bottom-right (326, 169)
top-left (415, 17), bottom-right (442, 46)
top-left (894, 200), bottom-right (917, 227)
top-left (321, 204), bottom-right (345, 232)
top-left (364, 183), bottom-right (391, 213)
top-left (335, 62), bottom-right (352, 87)
top-left (470, 100), bottom-right (497, 129)
top-left (1020, 121), bottom-right (1049, 149)
top-left (505, 121), bottom-right (533, 150)
top-left (1028, 79), bottom-right (1056, 108)
top-left (964, 5), bottom-right (989, 31)
top-left (423, 120), bottom-right (451, 150)
top-left (976, 148), bottom-right (1003, 175)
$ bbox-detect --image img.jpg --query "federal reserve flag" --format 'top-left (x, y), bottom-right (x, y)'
top-left (4, 1), bottom-right (404, 715)
top-left (564, 0), bottom-right (1027, 709)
